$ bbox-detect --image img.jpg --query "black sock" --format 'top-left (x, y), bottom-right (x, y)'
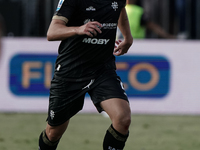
top-left (39, 130), bottom-right (60, 150)
top-left (103, 125), bottom-right (129, 150)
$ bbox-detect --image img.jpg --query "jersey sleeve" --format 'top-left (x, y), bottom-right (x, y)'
top-left (53, 0), bottom-right (77, 24)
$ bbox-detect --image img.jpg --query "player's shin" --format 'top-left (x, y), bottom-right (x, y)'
top-left (39, 130), bottom-right (60, 150)
top-left (103, 124), bottom-right (129, 150)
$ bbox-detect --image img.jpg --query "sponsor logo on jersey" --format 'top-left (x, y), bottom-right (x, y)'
top-left (82, 38), bottom-right (110, 45)
top-left (102, 23), bottom-right (117, 29)
top-left (83, 18), bottom-right (117, 29)
top-left (56, 0), bottom-right (65, 11)
top-left (86, 6), bottom-right (96, 11)
top-left (111, 1), bottom-right (118, 11)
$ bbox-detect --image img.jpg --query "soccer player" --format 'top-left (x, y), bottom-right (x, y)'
top-left (38, 0), bottom-right (133, 150)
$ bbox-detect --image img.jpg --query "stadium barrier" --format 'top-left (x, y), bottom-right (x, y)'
top-left (0, 38), bottom-right (200, 114)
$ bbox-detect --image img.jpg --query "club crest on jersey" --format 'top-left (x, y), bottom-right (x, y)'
top-left (111, 1), bottom-right (118, 11)
top-left (56, 0), bottom-right (65, 11)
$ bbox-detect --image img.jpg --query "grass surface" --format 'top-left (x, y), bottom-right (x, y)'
top-left (0, 113), bottom-right (200, 150)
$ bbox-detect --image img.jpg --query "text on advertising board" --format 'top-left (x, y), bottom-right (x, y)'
top-left (10, 54), bottom-right (170, 98)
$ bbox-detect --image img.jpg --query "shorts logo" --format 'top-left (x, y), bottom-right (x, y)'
top-left (50, 110), bottom-right (55, 120)
top-left (56, 64), bottom-right (61, 71)
top-left (56, 0), bottom-right (65, 11)
top-left (117, 78), bottom-right (127, 96)
top-left (82, 79), bottom-right (95, 90)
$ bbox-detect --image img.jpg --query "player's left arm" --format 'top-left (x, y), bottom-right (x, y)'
top-left (114, 7), bottom-right (133, 56)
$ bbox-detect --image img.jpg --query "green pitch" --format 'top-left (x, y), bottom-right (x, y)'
top-left (0, 113), bottom-right (199, 150)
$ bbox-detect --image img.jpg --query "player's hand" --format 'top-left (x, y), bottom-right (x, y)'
top-left (113, 39), bottom-right (133, 56)
top-left (77, 21), bottom-right (102, 37)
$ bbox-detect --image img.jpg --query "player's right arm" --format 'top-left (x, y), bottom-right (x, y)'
top-left (114, 7), bottom-right (133, 56)
top-left (47, 18), bottom-right (102, 41)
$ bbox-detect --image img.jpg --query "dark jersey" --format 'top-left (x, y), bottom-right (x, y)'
top-left (53, 0), bottom-right (126, 81)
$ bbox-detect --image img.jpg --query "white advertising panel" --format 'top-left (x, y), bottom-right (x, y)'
top-left (0, 38), bottom-right (200, 114)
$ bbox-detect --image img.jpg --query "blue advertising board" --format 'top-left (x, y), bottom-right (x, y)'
top-left (116, 55), bottom-right (170, 98)
top-left (10, 54), bottom-right (56, 96)
top-left (10, 54), bottom-right (170, 98)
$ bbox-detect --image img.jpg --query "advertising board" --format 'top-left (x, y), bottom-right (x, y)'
top-left (1, 38), bottom-right (200, 114)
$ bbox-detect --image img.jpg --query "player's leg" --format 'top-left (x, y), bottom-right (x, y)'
top-left (38, 97), bottom-right (85, 150)
top-left (39, 121), bottom-right (69, 150)
top-left (46, 120), bottom-right (69, 141)
top-left (38, 77), bottom-right (87, 150)
top-left (89, 74), bottom-right (131, 150)
top-left (101, 98), bottom-right (131, 150)
top-left (101, 98), bottom-right (131, 134)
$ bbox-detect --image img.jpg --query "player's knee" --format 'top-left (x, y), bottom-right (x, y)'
top-left (120, 115), bottom-right (131, 129)
top-left (115, 114), bottom-right (131, 130)
top-left (45, 121), bottom-right (69, 142)
top-left (46, 130), bottom-right (62, 142)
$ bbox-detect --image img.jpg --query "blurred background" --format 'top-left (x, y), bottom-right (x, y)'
top-left (0, 1), bottom-right (200, 150)
top-left (0, 0), bottom-right (200, 113)
top-left (0, 0), bottom-right (200, 39)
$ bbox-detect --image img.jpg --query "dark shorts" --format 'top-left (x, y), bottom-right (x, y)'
top-left (47, 71), bottom-right (128, 126)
